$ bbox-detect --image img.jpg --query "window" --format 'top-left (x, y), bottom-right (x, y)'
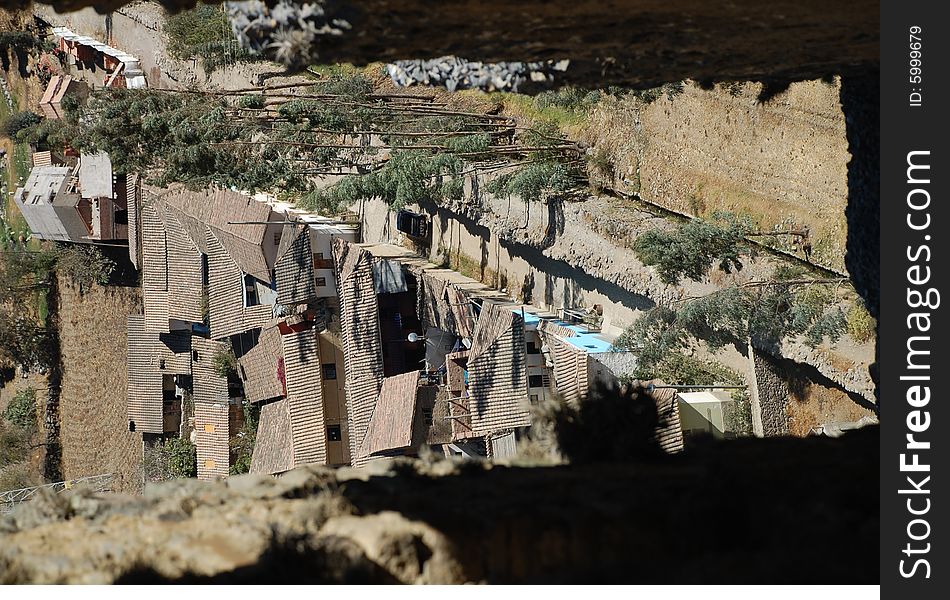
top-left (273, 231), bottom-right (281, 246)
top-left (530, 394), bottom-right (539, 404)
top-left (159, 359), bottom-right (166, 370)
top-left (200, 253), bottom-right (209, 285)
top-left (528, 375), bottom-right (544, 388)
top-left (315, 276), bottom-right (327, 287)
top-left (322, 363), bottom-right (337, 380)
top-left (422, 407), bottom-right (433, 427)
top-left (313, 252), bottom-right (333, 269)
top-left (204, 423), bottom-right (215, 433)
top-left (526, 341), bottom-right (540, 354)
top-left (244, 274), bottom-right (259, 306)
top-left (327, 424), bottom-right (342, 442)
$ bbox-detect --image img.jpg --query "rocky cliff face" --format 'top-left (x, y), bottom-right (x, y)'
top-left (0, 428), bottom-right (878, 584)
top-left (579, 79), bottom-right (851, 273)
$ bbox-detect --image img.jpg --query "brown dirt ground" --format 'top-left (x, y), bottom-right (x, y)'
top-left (57, 281), bottom-right (143, 494)
top-left (786, 384), bottom-right (874, 437)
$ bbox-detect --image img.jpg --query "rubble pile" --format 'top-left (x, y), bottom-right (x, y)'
top-left (386, 57), bottom-right (570, 92)
top-left (226, 0), bottom-right (352, 68)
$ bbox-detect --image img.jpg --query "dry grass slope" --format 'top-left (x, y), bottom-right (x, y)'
top-left (57, 282), bottom-right (143, 494)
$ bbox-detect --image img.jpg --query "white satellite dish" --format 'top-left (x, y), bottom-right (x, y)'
top-left (461, 337), bottom-right (472, 349)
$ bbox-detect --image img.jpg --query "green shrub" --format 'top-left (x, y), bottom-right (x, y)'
top-left (211, 344), bottom-right (238, 377)
top-left (4, 387), bottom-right (37, 432)
top-left (2, 111), bottom-right (42, 139)
top-left (164, 4), bottom-right (231, 60)
top-left (55, 245), bottom-right (115, 292)
top-left (237, 94), bottom-right (266, 109)
top-left (846, 301), bottom-right (877, 343)
top-left (229, 402), bottom-right (260, 475)
top-left (165, 437), bottom-right (197, 478)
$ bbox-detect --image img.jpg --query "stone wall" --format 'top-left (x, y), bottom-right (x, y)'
top-left (749, 346), bottom-right (791, 437)
top-left (0, 428), bottom-right (879, 583)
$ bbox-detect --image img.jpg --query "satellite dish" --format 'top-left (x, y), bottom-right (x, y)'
top-left (407, 332), bottom-right (423, 343)
top-left (461, 337), bottom-right (472, 349)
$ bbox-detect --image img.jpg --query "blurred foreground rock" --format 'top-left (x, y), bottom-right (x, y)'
top-left (1, 428), bottom-right (878, 583)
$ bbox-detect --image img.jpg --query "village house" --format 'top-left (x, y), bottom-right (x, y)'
top-left (127, 184), bottom-right (358, 479)
top-left (38, 74), bottom-right (89, 120)
top-left (126, 183), bottom-right (697, 480)
top-left (50, 26), bottom-right (147, 90)
top-left (13, 152), bottom-right (129, 244)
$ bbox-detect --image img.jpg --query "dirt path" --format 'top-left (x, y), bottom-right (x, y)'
top-left (57, 281), bottom-right (143, 494)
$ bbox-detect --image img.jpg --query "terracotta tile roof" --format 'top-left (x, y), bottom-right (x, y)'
top-left (237, 323), bottom-right (285, 403)
top-left (537, 318), bottom-right (577, 340)
top-left (359, 371), bottom-right (421, 458)
top-left (250, 398), bottom-right (294, 475)
top-left (126, 315), bottom-right (192, 435)
top-left (274, 224), bottom-right (315, 305)
top-left (158, 330), bottom-right (192, 374)
top-left (162, 202), bottom-right (208, 254)
top-left (333, 239), bottom-right (385, 466)
top-left (207, 228), bottom-right (272, 340)
top-left (127, 174), bottom-right (140, 269)
top-left (444, 351), bottom-right (473, 440)
top-left (190, 335), bottom-right (232, 480)
top-left (646, 382), bottom-right (685, 454)
top-left (281, 327), bottom-right (328, 466)
top-left (213, 227), bottom-right (271, 283)
top-left (418, 272), bottom-right (476, 338)
top-left (548, 335), bottom-right (589, 406)
top-left (194, 400), bottom-right (230, 480)
top-left (467, 302), bottom-right (531, 436)
top-left (162, 204), bottom-right (204, 324)
top-left (191, 336), bottom-right (230, 407)
top-left (161, 185), bottom-right (272, 246)
top-left (126, 315), bottom-right (163, 434)
top-left (140, 201), bottom-right (169, 333)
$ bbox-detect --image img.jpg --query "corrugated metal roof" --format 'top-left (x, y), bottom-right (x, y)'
top-left (238, 324), bottom-right (284, 403)
top-left (250, 398), bottom-right (294, 475)
top-left (274, 224), bottom-right (315, 305)
top-left (359, 371), bottom-right (420, 458)
top-left (467, 302), bottom-right (531, 436)
top-left (282, 327), bottom-right (328, 466)
top-left (141, 201), bottom-right (169, 333)
top-left (372, 258), bottom-right (408, 294)
top-left (126, 315), bottom-right (163, 434)
top-left (333, 238), bottom-right (385, 466)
